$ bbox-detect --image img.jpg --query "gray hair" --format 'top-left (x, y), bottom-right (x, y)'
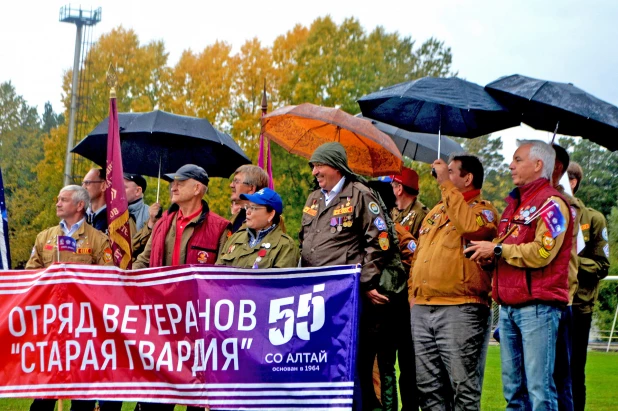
top-left (61, 185), bottom-right (90, 210)
top-left (516, 139), bottom-right (555, 179)
top-left (234, 165), bottom-right (269, 190)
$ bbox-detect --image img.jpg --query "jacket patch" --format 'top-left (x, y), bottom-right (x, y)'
top-left (407, 240), bottom-right (417, 253)
top-left (481, 209), bottom-right (495, 223)
top-left (303, 206), bottom-right (317, 216)
top-left (333, 206), bottom-right (354, 216)
top-left (378, 232), bottom-right (390, 250)
top-left (368, 202), bottom-right (380, 215)
top-left (197, 251), bottom-right (209, 264)
top-left (602, 227), bottom-right (608, 241)
top-left (603, 244), bottom-right (610, 258)
top-left (476, 215), bottom-right (485, 227)
top-left (373, 217), bottom-right (386, 231)
top-left (539, 247), bottom-right (551, 259)
top-left (542, 232), bottom-right (555, 251)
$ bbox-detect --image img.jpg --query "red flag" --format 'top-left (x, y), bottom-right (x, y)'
top-left (105, 96), bottom-right (132, 269)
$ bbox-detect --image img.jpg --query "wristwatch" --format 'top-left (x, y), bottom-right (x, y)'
top-left (493, 243), bottom-right (503, 258)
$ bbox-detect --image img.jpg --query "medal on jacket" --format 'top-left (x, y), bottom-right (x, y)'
top-left (343, 215), bottom-right (353, 227)
top-left (311, 199), bottom-right (318, 210)
top-left (253, 249), bottom-right (267, 268)
top-left (345, 197), bottom-right (351, 207)
top-left (330, 217), bottom-right (338, 233)
top-left (337, 217), bottom-right (343, 232)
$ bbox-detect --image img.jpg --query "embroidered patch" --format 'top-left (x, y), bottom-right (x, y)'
top-left (603, 244), bottom-right (610, 258)
top-left (227, 245), bottom-right (236, 254)
top-left (77, 248), bottom-right (92, 254)
top-left (103, 248), bottom-right (113, 263)
top-left (44, 244), bottom-right (54, 251)
top-left (542, 232), bottom-right (555, 251)
top-left (482, 209), bottom-right (495, 223)
top-left (333, 206), bottom-right (354, 216)
top-left (303, 206), bottom-right (317, 216)
top-left (258, 249), bottom-right (267, 257)
top-left (368, 202), bottom-right (380, 215)
top-left (602, 227), bottom-right (608, 241)
top-left (580, 223), bottom-right (590, 230)
top-left (510, 225), bottom-right (520, 238)
top-left (378, 232), bottom-right (390, 250)
top-left (407, 240), bottom-right (417, 253)
top-left (197, 251), bottom-right (209, 264)
top-left (476, 215), bottom-right (485, 227)
top-left (373, 217), bottom-right (386, 231)
top-left (538, 247), bottom-right (551, 259)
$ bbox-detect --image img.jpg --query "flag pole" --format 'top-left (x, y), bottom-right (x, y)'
top-left (258, 80), bottom-right (274, 189)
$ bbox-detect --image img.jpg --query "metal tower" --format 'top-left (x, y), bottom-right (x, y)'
top-left (60, 5), bottom-right (101, 186)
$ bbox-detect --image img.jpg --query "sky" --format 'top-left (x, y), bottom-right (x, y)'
top-left (2, 0), bottom-right (617, 158)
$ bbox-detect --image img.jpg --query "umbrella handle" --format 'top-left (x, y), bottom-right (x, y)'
top-left (551, 121), bottom-right (560, 144)
top-left (156, 156), bottom-right (161, 204)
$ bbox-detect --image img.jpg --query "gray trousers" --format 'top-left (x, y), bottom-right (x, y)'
top-left (411, 304), bottom-right (489, 411)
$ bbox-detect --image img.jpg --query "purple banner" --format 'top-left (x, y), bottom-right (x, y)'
top-left (0, 264), bottom-right (360, 409)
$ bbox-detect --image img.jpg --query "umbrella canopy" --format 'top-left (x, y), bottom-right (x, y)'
top-left (358, 76), bottom-right (519, 138)
top-left (261, 103), bottom-right (402, 177)
top-left (73, 110), bottom-right (250, 178)
top-left (356, 114), bottom-right (464, 163)
top-left (486, 74), bottom-right (618, 151)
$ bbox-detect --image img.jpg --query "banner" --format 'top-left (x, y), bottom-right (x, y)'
top-left (0, 264), bottom-right (360, 409)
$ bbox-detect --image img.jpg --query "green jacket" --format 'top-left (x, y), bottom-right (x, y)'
top-left (573, 202), bottom-right (610, 314)
top-left (217, 224), bottom-right (299, 269)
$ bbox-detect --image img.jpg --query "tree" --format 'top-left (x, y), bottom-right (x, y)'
top-left (41, 102), bottom-right (65, 134)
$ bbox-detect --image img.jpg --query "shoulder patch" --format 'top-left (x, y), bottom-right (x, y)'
top-left (603, 244), bottom-right (610, 258)
top-left (373, 217), bottom-right (387, 231)
top-left (368, 202), bottom-right (380, 215)
top-left (378, 231), bottom-right (390, 250)
top-left (602, 227), bottom-right (608, 242)
top-left (407, 239), bottom-right (417, 253)
top-left (481, 209), bottom-right (495, 223)
top-left (542, 232), bottom-right (555, 251)
top-left (103, 247), bottom-right (113, 263)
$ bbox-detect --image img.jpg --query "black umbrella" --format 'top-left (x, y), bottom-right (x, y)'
top-left (485, 74), bottom-right (618, 151)
top-left (72, 110), bottom-right (251, 178)
top-left (358, 77), bottom-right (519, 138)
top-left (355, 114), bottom-right (464, 163)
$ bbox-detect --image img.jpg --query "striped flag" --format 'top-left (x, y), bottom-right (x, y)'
top-left (105, 93), bottom-right (132, 269)
top-left (0, 168), bottom-right (10, 269)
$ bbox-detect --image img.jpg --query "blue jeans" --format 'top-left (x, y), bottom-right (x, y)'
top-left (500, 304), bottom-right (562, 411)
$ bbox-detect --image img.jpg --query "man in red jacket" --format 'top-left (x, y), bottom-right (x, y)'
top-left (133, 164), bottom-right (230, 411)
top-left (468, 140), bottom-right (573, 411)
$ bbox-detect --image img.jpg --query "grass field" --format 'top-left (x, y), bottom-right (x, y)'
top-left (1, 346), bottom-right (617, 410)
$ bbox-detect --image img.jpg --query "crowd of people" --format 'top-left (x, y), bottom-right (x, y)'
top-left (25, 138), bottom-right (609, 411)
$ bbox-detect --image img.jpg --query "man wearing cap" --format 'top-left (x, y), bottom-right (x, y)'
top-left (27, 185), bottom-right (113, 411)
top-left (133, 165), bottom-right (230, 411)
top-left (568, 162), bottom-right (610, 411)
top-left (124, 173), bottom-right (162, 259)
top-left (408, 154), bottom-right (498, 410)
top-left (391, 166), bottom-right (429, 238)
top-left (133, 164), bottom-right (230, 269)
top-left (82, 168), bottom-right (108, 233)
top-left (299, 142), bottom-right (407, 410)
top-left (229, 165), bottom-right (269, 233)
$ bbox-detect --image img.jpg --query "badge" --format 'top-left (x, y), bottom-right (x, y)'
top-left (303, 206), bottom-right (317, 216)
top-left (333, 206), bottom-right (354, 216)
top-left (77, 248), bottom-right (92, 254)
top-left (580, 223), bottom-right (590, 231)
top-left (378, 232), bottom-right (390, 250)
top-left (346, 196), bottom-right (351, 207)
top-left (603, 244), bottom-right (610, 258)
top-left (197, 251), bottom-right (209, 264)
top-left (227, 245), bottom-right (236, 254)
top-left (44, 244), bottom-right (54, 251)
top-left (538, 247), bottom-right (551, 259)
top-left (368, 202), bottom-right (380, 215)
top-left (407, 240), bottom-right (417, 253)
top-left (227, 231), bottom-right (232, 238)
top-left (510, 225), bottom-right (520, 238)
top-left (373, 217), bottom-right (386, 231)
top-left (311, 199), bottom-right (318, 210)
top-left (330, 217), bottom-right (338, 233)
top-left (530, 206), bottom-right (536, 213)
top-left (476, 215), bottom-right (485, 227)
top-left (261, 243), bottom-right (271, 249)
top-left (481, 209), bottom-right (495, 223)
top-left (602, 227), bottom-right (608, 241)
top-left (522, 210), bottom-right (530, 218)
top-left (103, 248), bottom-right (113, 263)
top-left (258, 249), bottom-right (267, 257)
top-left (542, 232), bottom-right (555, 251)
top-left (426, 218), bottom-right (435, 226)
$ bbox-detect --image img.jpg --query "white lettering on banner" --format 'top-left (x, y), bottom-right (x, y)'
top-left (156, 341), bottom-right (173, 371)
top-left (192, 338), bottom-right (217, 375)
top-left (103, 304), bottom-right (119, 332)
top-left (124, 340), bottom-right (136, 370)
top-left (121, 305), bottom-right (138, 334)
top-left (215, 300), bottom-right (234, 331)
top-left (141, 305), bottom-right (153, 334)
top-left (100, 339), bottom-right (116, 370)
top-left (81, 340), bottom-right (99, 370)
top-left (154, 304), bottom-right (170, 335)
top-left (58, 303), bottom-right (73, 334)
top-left (21, 342), bottom-right (35, 372)
top-left (26, 305), bottom-right (42, 335)
top-left (238, 300), bottom-right (256, 331)
top-left (65, 340), bottom-right (80, 370)
top-left (198, 299), bottom-right (210, 331)
top-left (43, 304), bottom-right (57, 335)
top-left (167, 304), bottom-right (182, 334)
top-left (9, 307), bottom-right (26, 337)
top-left (286, 350), bottom-right (328, 364)
top-left (221, 338), bottom-right (238, 370)
top-left (185, 300), bottom-right (198, 333)
top-left (139, 341), bottom-right (156, 370)
top-left (268, 284), bottom-right (326, 345)
top-left (75, 303), bottom-right (97, 337)
top-left (176, 340), bottom-right (191, 371)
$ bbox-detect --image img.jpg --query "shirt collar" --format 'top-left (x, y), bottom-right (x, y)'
top-left (60, 218), bottom-right (86, 236)
top-left (321, 176), bottom-right (346, 198)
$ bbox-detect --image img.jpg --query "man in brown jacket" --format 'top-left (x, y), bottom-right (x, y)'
top-left (409, 154), bottom-right (498, 410)
top-left (300, 142), bottom-right (406, 410)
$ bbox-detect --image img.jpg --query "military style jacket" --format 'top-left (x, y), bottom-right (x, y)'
top-left (216, 224), bottom-right (299, 269)
top-left (300, 180), bottom-right (394, 291)
top-left (573, 203), bottom-right (610, 314)
top-left (391, 198), bottom-right (429, 239)
top-left (409, 181), bottom-right (498, 306)
top-left (26, 222), bottom-right (113, 269)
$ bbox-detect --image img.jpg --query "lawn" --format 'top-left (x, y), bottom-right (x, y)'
top-left (1, 346), bottom-right (616, 410)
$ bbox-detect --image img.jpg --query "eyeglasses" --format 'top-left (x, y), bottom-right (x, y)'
top-left (232, 179), bottom-right (252, 186)
top-left (244, 205), bottom-right (267, 213)
top-left (82, 180), bottom-right (105, 186)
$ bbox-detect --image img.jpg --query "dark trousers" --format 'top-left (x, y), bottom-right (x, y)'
top-left (571, 310), bottom-right (593, 411)
top-left (135, 404), bottom-right (205, 411)
top-left (99, 400), bottom-right (123, 411)
top-left (394, 297), bottom-right (418, 411)
top-left (30, 399), bottom-right (96, 411)
top-left (554, 306), bottom-right (574, 411)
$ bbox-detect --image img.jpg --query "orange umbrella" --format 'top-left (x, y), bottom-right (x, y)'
top-left (261, 103), bottom-right (402, 177)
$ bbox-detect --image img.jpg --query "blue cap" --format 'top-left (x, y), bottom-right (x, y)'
top-left (240, 188), bottom-right (283, 214)
top-left (377, 176), bottom-right (393, 183)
